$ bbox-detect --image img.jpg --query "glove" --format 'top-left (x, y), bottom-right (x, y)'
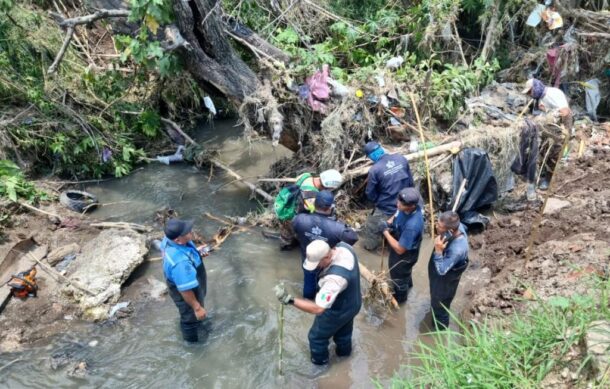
top-left (377, 220), bottom-right (392, 234)
top-left (273, 284), bottom-right (293, 305)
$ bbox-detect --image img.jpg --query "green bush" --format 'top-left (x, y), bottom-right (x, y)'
top-left (0, 159), bottom-right (46, 201)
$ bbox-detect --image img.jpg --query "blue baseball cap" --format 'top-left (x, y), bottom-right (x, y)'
top-left (364, 141), bottom-right (381, 156)
top-left (164, 219), bottom-right (194, 240)
top-left (315, 190), bottom-right (334, 208)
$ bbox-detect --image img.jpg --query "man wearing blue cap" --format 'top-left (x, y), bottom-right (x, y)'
top-left (378, 187), bottom-right (424, 303)
top-left (362, 141), bottom-right (414, 251)
top-left (160, 219), bottom-right (210, 342)
top-left (293, 190), bottom-right (359, 299)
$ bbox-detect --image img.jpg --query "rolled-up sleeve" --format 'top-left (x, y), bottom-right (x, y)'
top-left (171, 261), bottom-right (199, 291)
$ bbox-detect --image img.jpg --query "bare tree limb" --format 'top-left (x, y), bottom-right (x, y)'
top-left (49, 9), bottom-right (130, 28)
top-left (48, 26), bottom-right (75, 74)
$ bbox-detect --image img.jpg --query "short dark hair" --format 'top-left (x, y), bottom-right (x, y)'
top-left (439, 211), bottom-right (460, 230)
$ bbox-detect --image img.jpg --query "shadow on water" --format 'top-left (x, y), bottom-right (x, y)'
top-left (0, 120), bottom-right (475, 388)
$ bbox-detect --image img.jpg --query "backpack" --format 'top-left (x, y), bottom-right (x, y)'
top-left (274, 173), bottom-right (313, 221)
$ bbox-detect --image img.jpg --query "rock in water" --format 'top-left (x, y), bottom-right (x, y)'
top-left (61, 229), bottom-right (147, 320)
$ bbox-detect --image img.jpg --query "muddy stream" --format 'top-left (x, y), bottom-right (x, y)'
top-left (1, 121), bottom-right (471, 388)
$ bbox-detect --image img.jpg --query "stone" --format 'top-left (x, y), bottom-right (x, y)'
top-left (586, 320), bottom-right (610, 381)
top-left (62, 229), bottom-right (147, 321)
top-left (543, 198), bottom-right (571, 215)
top-left (147, 277), bottom-right (168, 300)
top-left (47, 243), bottom-right (80, 266)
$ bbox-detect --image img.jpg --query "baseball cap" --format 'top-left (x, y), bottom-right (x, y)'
top-left (398, 187), bottom-right (420, 205)
top-left (319, 169), bottom-right (343, 189)
top-left (315, 190), bottom-right (334, 208)
top-left (303, 240), bottom-right (331, 271)
top-left (164, 219), bottom-right (194, 240)
top-left (364, 141), bottom-right (381, 156)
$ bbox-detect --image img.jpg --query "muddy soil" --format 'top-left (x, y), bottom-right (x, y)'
top-left (468, 146), bottom-right (610, 318)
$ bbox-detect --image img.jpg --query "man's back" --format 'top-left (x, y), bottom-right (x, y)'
top-left (366, 153), bottom-right (414, 215)
top-left (293, 212), bottom-right (358, 259)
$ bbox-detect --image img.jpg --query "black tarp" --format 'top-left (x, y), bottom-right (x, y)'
top-left (449, 148), bottom-right (498, 229)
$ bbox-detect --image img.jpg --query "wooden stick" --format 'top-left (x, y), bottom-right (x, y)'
top-left (210, 159), bottom-right (274, 202)
top-left (278, 299), bottom-right (285, 376)
top-left (379, 238), bottom-right (386, 272)
top-left (17, 202), bottom-right (62, 219)
top-left (203, 212), bottom-right (233, 226)
top-left (525, 128), bottom-right (570, 262)
top-left (257, 178), bottom-right (297, 183)
top-left (358, 262), bottom-right (399, 309)
top-left (409, 93), bottom-right (435, 240)
top-left (89, 222), bottom-right (152, 233)
top-left (452, 179), bottom-right (467, 212)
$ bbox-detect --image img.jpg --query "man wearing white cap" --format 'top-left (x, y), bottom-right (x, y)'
top-left (274, 240), bottom-right (362, 365)
top-left (522, 78), bottom-right (573, 130)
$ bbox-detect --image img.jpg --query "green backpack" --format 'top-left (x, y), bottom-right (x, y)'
top-left (274, 173), bottom-right (313, 221)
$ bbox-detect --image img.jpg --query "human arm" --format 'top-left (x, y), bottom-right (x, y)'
top-left (340, 225), bottom-right (359, 246)
top-left (383, 229), bottom-right (406, 255)
top-left (179, 290), bottom-right (206, 320)
top-left (432, 235), bottom-right (467, 276)
top-left (293, 297), bottom-right (325, 315)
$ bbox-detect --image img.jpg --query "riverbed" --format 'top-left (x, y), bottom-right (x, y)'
top-left (0, 121), bottom-right (472, 388)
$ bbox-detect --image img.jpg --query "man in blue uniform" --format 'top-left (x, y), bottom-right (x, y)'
top-left (292, 190), bottom-right (359, 299)
top-left (379, 187), bottom-right (424, 303)
top-left (161, 219), bottom-right (209, 342)
top-left (361, 141), bottom-right (414, 251)
top-left (274, 240), bottom-right (362, 365)
top-left (429, 211), bottom-right (469, 330)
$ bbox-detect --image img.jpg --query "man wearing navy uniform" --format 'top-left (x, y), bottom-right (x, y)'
top-left (161, 219), bottom-right (209, 342)
top-left (361, 141), bottom-right (414, 251)
top-left (274, 240), bottom-right (362, 365)
top-left (292, 190), bottom-right (359, 299)
top-left (379, 187), bottom-right (424, 303)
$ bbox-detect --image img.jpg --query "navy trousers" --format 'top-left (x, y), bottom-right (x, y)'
top-left (168, 263), bottom-right (207, 342)
top-left (428, 259), bottom-right (466, 330)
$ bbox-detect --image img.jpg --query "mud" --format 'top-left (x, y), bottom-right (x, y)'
top-left (469, 146), bottom-right (610, 318)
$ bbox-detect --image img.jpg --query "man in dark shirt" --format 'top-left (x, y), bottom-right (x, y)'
top-left (293, 190), bottom-right (358, 299)
top-left (380, 187), bottom-right (424, 303)
top-left (361, 141), bottom-right (414, 251)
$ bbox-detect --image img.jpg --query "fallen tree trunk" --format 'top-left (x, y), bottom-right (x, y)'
top-left (210, 159), bottom-right (274, 202)
top-left (345, 141), bottom-right (462, 180)
top-left (89, 222), bottom-right (152, 233)
top-left (359, 262), bottom-right (399, 309)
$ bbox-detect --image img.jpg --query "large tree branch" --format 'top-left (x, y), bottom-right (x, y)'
top-left (222, 16), bottom-right (291, 64)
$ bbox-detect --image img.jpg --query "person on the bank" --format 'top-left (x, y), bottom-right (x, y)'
top-left (361, 141), bottom-right (414, 251)
top-left (279, 169), bottom-right (344, 250)
top-left (274, 240), bottom-right (362, 365)
top-left (293, 190), bottom-right (359, 299)
top-left (522, 78), bottom-right (573, 131)
top-left (161, 219), bottom-right (209, 342)
top-left (428, 211), bottom-right (469, 330)
top-left (378, 187), bottom-right (424, 303)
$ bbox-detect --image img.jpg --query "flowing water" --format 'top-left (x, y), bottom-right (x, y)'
top-left (1, 121), bottom-right (470, 388)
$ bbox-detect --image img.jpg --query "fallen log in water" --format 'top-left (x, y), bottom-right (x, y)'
top-left (89, 222), bottom-right (152, 233)
top-left (359, 262), bottom-right (399, 310)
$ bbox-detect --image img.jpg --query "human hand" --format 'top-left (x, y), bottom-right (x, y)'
top-left (194, 305), bottom-right (207, 320)
top-left (197, 244), bottom-right (210, 257)
top-left (434, 234), bottom-right (448, 254)
top-left (273, 284), bottom-right (293, 305)
top-left (377, 220), bottom-right (391, 234)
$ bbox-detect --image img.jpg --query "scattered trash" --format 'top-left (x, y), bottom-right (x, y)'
top-left (389, 117), bottom-right (401, 126)
top-left (327, 78), bottom-right (349, 97)
top-left (305, 64), bottom-right (330, 112)
top-left (409, 140), bottom-right (419, 153)
top-left (55, 253), bottom-right (76, 273)
top-left (203, 96), bottom-right (217, 116)
top-left (374, 73), bottom-right (385, 87)
top-left (380, 95), bottom-right (389, 108)
top-left (526, 4), bottom-right (546, 27)
top-left (67, 361), bottom-right (89, 378)
top-left (542, 8), bottom-right (563, 30)
top-left (355, 89), bottom-right (364, 99)
top-left (584, 79), bottom-right (601, 121)
top-left (386, 56), bottom-right (404, 70)
top-left (156, 145), bottom-right (185, 165)
top-left (298, 84), bottom-right (310, 100)
top-left (109, 301), bottom-right (130, 318)
top-left (102, 147), bottom-right (112, 163)
top-left (59, 190), bottom-right (99, 213)
top-left (88, 340), bottom-right (98, 347)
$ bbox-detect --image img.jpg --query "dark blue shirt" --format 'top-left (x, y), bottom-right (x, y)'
top-left (366, 153), bottom-right (414, 215)
top-left (292, 212), bottom-right (359, 260)
top-left (432, 224), bottom-right (469, 275)
top-left (161, 237), bottom-right (203, 292)
top-left (391, 206), bottom-right (424, 251)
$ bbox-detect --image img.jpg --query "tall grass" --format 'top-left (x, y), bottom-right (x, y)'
top-left (387, 276), bottom-right (610, 388)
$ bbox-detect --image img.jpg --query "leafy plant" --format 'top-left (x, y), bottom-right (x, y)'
top-left (0, 160), bottom-right (45, 201)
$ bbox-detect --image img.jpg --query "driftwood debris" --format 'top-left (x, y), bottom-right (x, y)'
top-left (210, 158), bottom-right (274, 202)
top-left (359, 262), bottom-right (399, 309)
top-left (89, 222), bottom-right (152, 233)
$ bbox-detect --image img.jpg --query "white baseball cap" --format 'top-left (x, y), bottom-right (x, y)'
top-left (319, 169), bottom-right (343, 190)
top-left (303, 240), bottom-right (331, 271)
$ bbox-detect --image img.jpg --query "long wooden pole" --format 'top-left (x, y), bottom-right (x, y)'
top-left (409, 93), bottom-right (435, 240)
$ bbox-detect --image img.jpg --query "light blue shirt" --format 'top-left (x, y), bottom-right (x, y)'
top-left (161, 237), bottom-right (203, 292)
top-left (432, 224), bottom-right (469, 275)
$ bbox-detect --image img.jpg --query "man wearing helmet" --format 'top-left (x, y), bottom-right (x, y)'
top-left (279, 169), bottom-right (344, 250)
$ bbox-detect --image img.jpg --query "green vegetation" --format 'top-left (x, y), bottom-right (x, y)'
top-left (0, 160), bottom-right (47, 202)
top-left (387, 276), bottom-right (610, 388)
